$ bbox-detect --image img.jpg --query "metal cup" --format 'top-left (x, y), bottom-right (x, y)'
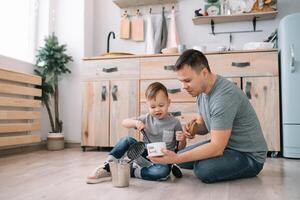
top-left (109, 160), bottom-right (130, 187)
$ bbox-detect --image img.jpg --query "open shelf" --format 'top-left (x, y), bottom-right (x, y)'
top-left (193, 11), bottom-right (278, 25)
top-left (113, 0), bottom-right (177, 8)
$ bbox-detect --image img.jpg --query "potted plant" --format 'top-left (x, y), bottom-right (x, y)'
top-left (35, 33), bottom-right (73, 150)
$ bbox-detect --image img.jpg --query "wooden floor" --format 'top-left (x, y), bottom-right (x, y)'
top-left (0, 147), bottom-right (300, 200)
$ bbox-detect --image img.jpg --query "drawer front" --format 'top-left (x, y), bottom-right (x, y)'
top-left (207, 52), bottom-right (278, 77)
top-left (140, 56), bottom-right (179, 79)
top-left (140, 80), bottom-right (196, 102)
top-left (82, 58), bottom-right (139, 80)
top-left (140, 102), bottom-right (198, 124)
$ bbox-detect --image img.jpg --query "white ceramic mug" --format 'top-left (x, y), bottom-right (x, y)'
top-left (147, 142), bottom-right (166, 157)
top-left (178, 44), bottom-right (186, 53)
top-left (217, 45), bottom-right (227, 52)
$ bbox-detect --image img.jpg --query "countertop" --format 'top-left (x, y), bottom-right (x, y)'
top-left (83, 49), bottom-right (278, 61)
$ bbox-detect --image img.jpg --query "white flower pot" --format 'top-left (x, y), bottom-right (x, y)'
top-left (47, 132), bottom-right (65, 151)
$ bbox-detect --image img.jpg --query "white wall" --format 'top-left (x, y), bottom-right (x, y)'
top-left (92, 0), bottom-right (300, 56)
top-left (43, 0), bottom-right (85, 143)
top-left (0, 0), bottom-right (38, 63)
top-left (0, 55), bottom-right (35, 74)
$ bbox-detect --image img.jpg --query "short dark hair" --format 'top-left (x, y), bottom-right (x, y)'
top-left (145, 82), bottom-right (168, 100)
top-left (174, 49), bottom-right (211, 73)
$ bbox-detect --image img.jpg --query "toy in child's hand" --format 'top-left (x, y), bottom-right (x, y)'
top-left (126, 142), bottom-right (145, 163)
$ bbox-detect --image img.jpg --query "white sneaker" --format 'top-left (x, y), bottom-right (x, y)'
top-left (86, 165), bottom-right (111, 184)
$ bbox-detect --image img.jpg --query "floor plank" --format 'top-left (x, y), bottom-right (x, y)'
top-left (0, 148), bottom-right (299, 200)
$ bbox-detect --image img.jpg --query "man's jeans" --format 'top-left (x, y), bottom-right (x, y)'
top-left (178, 141), bottom-right (264, 183)
top-left (109, 136), bottom-right (171, 181)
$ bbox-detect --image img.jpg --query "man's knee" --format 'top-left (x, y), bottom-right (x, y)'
top-left (193, 161), bottom-right (218, 183)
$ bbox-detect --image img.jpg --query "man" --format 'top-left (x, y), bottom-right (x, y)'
top-left (149, 49), bottom-right (268, 183)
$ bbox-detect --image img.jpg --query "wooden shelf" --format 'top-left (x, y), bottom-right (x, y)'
top-left (113, 0), bottom-right (177, 8)
top-left (193, 11), bottom-right (278, 25)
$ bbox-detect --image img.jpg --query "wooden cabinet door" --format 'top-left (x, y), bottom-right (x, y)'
top-left (242, 77), bottom-right (280, 151)
top-left (110, 80), bottom-right (139, 146)
top-left (226, 77), bottom-right (241, 88)
top-left (81, 81), bottom-right (110, 147)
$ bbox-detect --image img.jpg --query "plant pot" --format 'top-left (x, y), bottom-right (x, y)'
top-left (47, 133), bottom-right (65, 151)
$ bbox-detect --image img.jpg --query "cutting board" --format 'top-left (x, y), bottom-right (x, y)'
top-left (131, 16), bottom-right (144, 42)
top-left (120, 15), bottom-right (130, 39)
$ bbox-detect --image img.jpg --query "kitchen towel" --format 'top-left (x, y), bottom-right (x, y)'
top-left (145, 15), bottom-right (155, 54)
top-left (166, 9), bottom-right (180, 48)
top-left (154, 8), bottom-right (168, 54)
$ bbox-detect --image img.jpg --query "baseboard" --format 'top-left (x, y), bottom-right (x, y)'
top-left (0, 140), bottom-right (81, 157)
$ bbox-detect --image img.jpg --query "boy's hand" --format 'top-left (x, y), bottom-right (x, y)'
top-left (176, 131), bottom-right (186, 142)
top-left (135, 120), bottom-right (145, 131)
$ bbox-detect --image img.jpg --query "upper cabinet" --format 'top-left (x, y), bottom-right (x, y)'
top-left (113, 0), bottom-right (177, 8)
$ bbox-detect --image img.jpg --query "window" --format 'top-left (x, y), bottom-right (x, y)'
top-left (0, 0), bottom-right (38, 63)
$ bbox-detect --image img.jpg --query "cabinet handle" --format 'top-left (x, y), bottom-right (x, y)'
top-left (164, 65), bottom-right (176, 71)
top-left (167, 88), bottom-right (181, 94)
top-left (245, 82), bottom-right (252, 99)
top-left (290, 44), bottom-right (296, 73)
top-left (170, 111), bottom-right (182, 117)
top-left (101, 86), bottom-right (107, 101)
top-left (112, 85), bottom-right (118, 101)
top-left (102, 67), bottom-right (118, 73)
top-left (232, 62), bottom-right (250, 68)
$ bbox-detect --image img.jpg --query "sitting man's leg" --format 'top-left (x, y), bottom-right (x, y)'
top-left (193, 149), bottom-right (264, 183)
top-left (177, 140), bottom-right (210, 169)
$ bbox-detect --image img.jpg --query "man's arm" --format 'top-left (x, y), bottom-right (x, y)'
top-left (149, 129), bottom-right (231, 164)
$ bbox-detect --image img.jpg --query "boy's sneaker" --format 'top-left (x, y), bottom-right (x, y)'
top-left (171, 164), bottom-right (182, 178)
top-left (86, 165), bottom-right (111, 184)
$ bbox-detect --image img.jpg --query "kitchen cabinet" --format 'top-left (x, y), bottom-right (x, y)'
top-left (82, 50), bottom-right (280, 153)
top-left (242, 77), bottom-right (280, 151)
top-left (207, 50), bottom-right (280, 152)
top-left (81, 59), bottom-right (139, 150)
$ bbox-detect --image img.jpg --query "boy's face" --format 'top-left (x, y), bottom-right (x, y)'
top-left (176, 64), bottom-right (208, 97)
top-left (146, 90), bottom-right (170, 120)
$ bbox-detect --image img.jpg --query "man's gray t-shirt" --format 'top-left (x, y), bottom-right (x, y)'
top-left (137, 113), bottom-right (183, 151)
top-left (197, 75), bottom-right (268, 163)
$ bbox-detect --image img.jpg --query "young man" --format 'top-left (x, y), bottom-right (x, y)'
top-left (149, 49), bottom-right (268, 183)
top-left (86, 82), bottom-right (184, 184)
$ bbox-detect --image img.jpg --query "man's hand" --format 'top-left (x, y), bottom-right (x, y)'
top-left (148, 149), bottom-right (178, 164)
top-left (183, 119), bottom-right (196, 139)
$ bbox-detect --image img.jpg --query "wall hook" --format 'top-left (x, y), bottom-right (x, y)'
top-left (210, 19), bottom-right (215, 35)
